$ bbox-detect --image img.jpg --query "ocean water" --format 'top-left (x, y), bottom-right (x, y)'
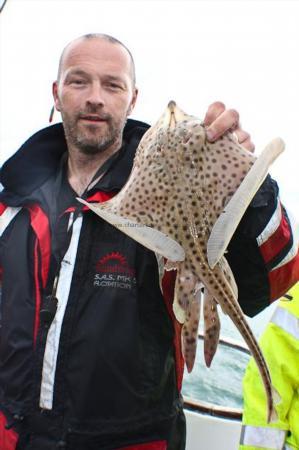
top-left (182, 303), bottom-right (276, 409)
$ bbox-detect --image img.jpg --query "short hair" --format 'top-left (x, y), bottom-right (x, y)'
top-left (57, 33), bottom-right (136, 85)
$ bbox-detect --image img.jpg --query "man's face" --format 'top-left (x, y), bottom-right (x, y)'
top-left (53, 38), bottom-right (138, 155)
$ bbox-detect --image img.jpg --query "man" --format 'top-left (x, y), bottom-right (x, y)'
top-left (0, 33), bottom-right (297, 450)
top-left (240, 283), bottom-right (299, 450)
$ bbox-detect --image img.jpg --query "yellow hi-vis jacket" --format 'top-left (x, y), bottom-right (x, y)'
top-left (239, 283), bottom-right (299, 450)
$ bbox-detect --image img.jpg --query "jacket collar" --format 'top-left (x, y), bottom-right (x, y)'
top-left (0, 119), bottom-right (149, 205)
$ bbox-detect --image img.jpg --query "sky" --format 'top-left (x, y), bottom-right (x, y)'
top-left (0, 0), bottom-right (298, 216)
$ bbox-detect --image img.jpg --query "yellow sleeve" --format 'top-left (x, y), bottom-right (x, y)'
top-left (239, 317), bottom-right (299, 449)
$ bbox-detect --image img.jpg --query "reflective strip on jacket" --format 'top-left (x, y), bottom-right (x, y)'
top-left (239, 283), bottom-right (299, 450)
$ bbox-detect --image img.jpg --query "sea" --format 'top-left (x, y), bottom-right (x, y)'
top-left (182, 303), bottom-right (276, 409)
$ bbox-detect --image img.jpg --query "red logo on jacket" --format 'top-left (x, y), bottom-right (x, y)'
top-left (94, 252), bottom-right (136, 290)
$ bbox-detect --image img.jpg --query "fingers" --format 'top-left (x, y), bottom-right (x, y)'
top-left (241, 138), bottom-right (255, 153)
top-left (203, 101), bottom-right (255, 152)
top-left (234, 126), bottom-right (255, 153)
top-left (204, 105), bottom-right (240, 142)
top-left (203, 101), bottom-right (226, 126)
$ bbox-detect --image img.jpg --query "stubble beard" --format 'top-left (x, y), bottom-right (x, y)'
top-left (61, 110), bottom-right (126, 156)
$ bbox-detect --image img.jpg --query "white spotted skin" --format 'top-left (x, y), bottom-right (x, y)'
top-left (94, 102), bottom-right (275, 423)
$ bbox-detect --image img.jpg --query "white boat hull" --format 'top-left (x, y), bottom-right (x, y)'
top-left (185, 409), bottom-right (242, 450)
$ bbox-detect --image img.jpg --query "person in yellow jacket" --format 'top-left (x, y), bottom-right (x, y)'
top-left (239, 282), bottom-right (299, 450)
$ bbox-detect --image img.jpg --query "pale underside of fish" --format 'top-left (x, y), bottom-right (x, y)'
top-left (79, 101), bottom-right (284, 422)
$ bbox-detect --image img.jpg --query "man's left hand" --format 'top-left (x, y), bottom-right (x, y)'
top-left (203, 101), bottom-right (255, 153)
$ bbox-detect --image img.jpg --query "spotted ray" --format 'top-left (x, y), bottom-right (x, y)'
top-left (79, 102), bottom-right (284, 422)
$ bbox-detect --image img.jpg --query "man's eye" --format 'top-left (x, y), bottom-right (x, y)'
top-left (70, 79), bottom-right (86, 85)
top-left (106, 82), bottom-right (122, 90)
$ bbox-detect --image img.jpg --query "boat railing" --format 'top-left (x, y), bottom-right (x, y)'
top-left (183, 332), bottom-right (250, 420)
top-left (183, 396), bottom-right (242, 420)
top-left (197, 331), bottom-right (250, 355)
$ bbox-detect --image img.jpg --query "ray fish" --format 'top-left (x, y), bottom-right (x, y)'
top-left (79, 101), bottom-right (284, 422)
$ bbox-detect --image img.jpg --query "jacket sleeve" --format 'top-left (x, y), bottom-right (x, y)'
top-left (239, 301), bottom-right (299, 450)
top-left (227, 175), bottom-right (299, 317)
top-left (0, 202), bottom-right (6, 286)
top-left (0, 203), bottom-right (22, 293)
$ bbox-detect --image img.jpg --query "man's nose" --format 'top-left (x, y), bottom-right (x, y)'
top-left (86, 82), bottom-right (105, 107)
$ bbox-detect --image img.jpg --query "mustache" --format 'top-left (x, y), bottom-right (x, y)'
top-left (77, 110), bottom-right (112, 121)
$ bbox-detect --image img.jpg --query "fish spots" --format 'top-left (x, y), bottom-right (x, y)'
top-left (93, 102), bottom-right (274, 421)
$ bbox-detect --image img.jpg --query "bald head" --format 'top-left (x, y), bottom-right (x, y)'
top-left (57, 33), bottom-right (136, 86)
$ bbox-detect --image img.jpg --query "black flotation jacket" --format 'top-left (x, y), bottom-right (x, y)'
top-left (0, 119), bottom-right (297, 450)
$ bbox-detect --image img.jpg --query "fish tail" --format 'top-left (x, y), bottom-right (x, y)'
top-left (212, 265), bottom-right (275, 425)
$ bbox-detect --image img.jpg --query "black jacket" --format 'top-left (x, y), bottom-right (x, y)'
top-left (0, 120), bottom-right (186, 450)
top-left (0, 120), bottom-right (296, 450)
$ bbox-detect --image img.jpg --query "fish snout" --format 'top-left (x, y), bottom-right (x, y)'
top-left (167, 100), bottom-right (177, 111)
top-left (160, 101), bottom-right (189, 130)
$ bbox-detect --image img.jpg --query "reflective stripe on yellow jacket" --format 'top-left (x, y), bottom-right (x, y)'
top-left (239, 283), bottom-right (299, 450)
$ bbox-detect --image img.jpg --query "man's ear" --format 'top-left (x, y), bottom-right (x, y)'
top-left (52, 81), bottom-right (61, 112)
top-left (127, 87), bottom-right (138, 117)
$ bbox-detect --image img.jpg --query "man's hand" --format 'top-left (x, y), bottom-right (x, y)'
top-left (203, 101), bottom-right (255, 153)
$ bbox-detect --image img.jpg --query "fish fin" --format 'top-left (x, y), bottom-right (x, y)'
top-left (173, 266), bottom-right (199, 325)
top-left (173, 266), bottom-right (195, 324)
top-left (273, 386), bottom-right (281, 405)
top-left (203, 290), bottom-right (220, 367)
top-left (268, 387), bottom-right (281, 423)
top-left (218, 257), bottom-right (238, 299)
top-left (173, 297), bottom-right (186, 324)
top-left (165, 260), bottom-right (180, 271)
top-left (77, 198), bottom-right (185, 262)
top-left (269, 409), bottom-right (278, 424)
top-left (213, 257), bottom-right (238, 317)
top-left (182, 289), bottom-right (201, 373)
top-left (207, 137), bottom-right (285, 268)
